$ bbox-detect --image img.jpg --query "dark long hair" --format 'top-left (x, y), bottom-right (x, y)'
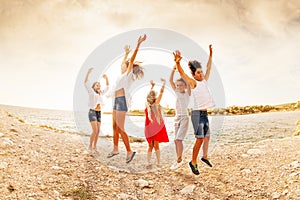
top-left (92, 82), bottom-right (100, 94)
top-left (188, 60), bottom-right (202, 75)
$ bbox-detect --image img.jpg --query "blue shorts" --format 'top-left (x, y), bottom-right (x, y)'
top-left (88, 109), bottom-right (101, 122)
top-left (113, 96), bottom-right (128, 112)
top-left (191, 110), bottom-right (210, 138)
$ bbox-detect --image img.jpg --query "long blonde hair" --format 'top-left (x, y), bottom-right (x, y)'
top-left (146, 90), bottom-right (162, 124)
top-left (124, 60), bottom-right (144, 80)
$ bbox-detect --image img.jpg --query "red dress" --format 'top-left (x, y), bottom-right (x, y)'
top-left (144, 107), bottom-right (169, 144)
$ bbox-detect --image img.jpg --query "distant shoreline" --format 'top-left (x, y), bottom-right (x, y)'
top-left (1, 100), bottom-right (299, 117)
top-left (104, 100), bottom-right (300, 116)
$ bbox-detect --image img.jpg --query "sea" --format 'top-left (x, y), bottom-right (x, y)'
top-left (1, 104), bottom-right (299, 145)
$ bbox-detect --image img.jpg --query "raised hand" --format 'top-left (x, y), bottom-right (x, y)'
top-left (173, 50), bottom-right (182, 63)
top-left (85, 67), bottom-right (94, 83)
top-left (209, 44), bottom-right (213, 56)
top-left (137, 34), bottom-right (147, 45)
top-left (150, 80), bottom-right (155, 88)
top-left (102, 74), bottom-right (108, 79)
top-left (88, 67), bottom-right (94, 73)
top-left (160, 78), bottom-right (166, 86)
top-left (124, 45), bottom-right (131, 54)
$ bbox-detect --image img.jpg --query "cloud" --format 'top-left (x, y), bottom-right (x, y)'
top-left (0, 0), bottom-right (299, 109)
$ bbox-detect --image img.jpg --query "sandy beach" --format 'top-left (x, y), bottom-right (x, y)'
top-left (1, 108), bottom-right (300, 199)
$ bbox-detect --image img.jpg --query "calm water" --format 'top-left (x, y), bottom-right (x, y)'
top-left (1, 104), bottom-right (299, 145)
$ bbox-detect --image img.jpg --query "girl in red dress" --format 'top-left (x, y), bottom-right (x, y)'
top-left (145, 79), bottom-right (169, 166)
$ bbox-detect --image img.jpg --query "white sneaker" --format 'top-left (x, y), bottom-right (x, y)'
top-left (170, 161), bottom-right (183, 170)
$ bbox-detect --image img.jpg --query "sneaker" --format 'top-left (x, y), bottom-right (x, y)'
top-left (189, 161), bottom-right (200, 175)
top-left (170, 161), bottom-right (183, 170)
top-left (201, 157), bottom-right (212, 167)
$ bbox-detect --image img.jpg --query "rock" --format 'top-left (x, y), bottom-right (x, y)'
top-left (241, 169), bottom-right (251, 174)
top-left (293, 127), bottom-right (300, 136)
top-left (51, 166), bottom-right (64, 170)
top-left (0, 162), bottom-right (8, 169)
top-left (40, 185), bottom-right (47, 191)
top-left (180, 185), bottom-right (196, 195)
top-left (117, 193), bottom-right (138, 200)
top-left (272, 192), bottom-right (281, 199)
top-left (289, 172), bottom-right (300, 177)
top-left (28, 193), bottom-right (36, 197)
top-left (107, 165), bottom-right (120, 173)
top-left (148, 180), bottom-right (154, 188)
top-left (290, 161), bottom-right (300, 169)
top-left (247, 149), bottom-right (262, 155)
top-left (241, 154), bottom-right (249, 158)
top-left (1, 138), bottom-right (14, 146)
top-left (7, 184), bottom-right (15, 192)
top-left (21, 155), bottom-right (29, 161)
top-left (0, 132), bottom-right (4, 137)
top-left (82, 150), bottom-right (90, 155)
top-left (53, 190), bottom-right (60, 196)
top-left (282, 189), bottom-right (288, 196)
top-left (136, 179), bottom-right (149, 188)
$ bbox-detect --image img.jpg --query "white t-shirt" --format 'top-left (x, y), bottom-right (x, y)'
top-left (175, 90), bottom-right (190, 116)
top-left (85, 80), bottom-right (109, 109)
top-left (191, 80), bottom-right (215, 110)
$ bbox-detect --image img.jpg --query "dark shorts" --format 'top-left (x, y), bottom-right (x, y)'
top-left (113, 96), bottom-right (128, 112)
top-left (191, 110), bottom-right (210, 138)
top-left (88, 109), bottom-right (101, 122)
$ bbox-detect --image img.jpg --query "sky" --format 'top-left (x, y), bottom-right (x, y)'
top-left (0, 0), bottom-right (300, 111)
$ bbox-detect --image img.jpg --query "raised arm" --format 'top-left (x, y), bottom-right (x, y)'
top-left (150, 80), bottom-right (155, 90)
top-left (127, 34), bottom-right (147, 74)
top-left (185, 78), bottom-right (191, 96)
top-left (121, 45), bottom-right (130, 68)
top-left (155, 78), bottom-right (166, 105)
top-left (102, 74), bottom-right (109, 94)
top-left (84, 67), bottom-right (93, 83)
top-left (102, 74), bottom-right (109, 86)
top-left (169, 65), bottom-right (176, 91)
top-left (173, 50), bottom-right (196, 89)
top-left (204, 44), bottom-right (213, 81)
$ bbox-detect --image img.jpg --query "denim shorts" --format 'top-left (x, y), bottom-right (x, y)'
top-left (113, 96), bottom-right (128, 112)
top-left (88, 109), bottom-right (101, 122)
top-left (191, 110), bottom-right (210, 138)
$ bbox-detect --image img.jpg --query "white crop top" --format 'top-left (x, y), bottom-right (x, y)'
top-left (114, 71), bottom-right (135, 92)
top-left (84, 80), bottom-right (109, 109)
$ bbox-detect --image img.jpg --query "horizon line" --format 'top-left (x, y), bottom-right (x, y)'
top-left (0, 100), bottom-right (299, 112)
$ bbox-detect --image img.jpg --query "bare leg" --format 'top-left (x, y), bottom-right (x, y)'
top-left (192, 138), bottom-right (204, 165)
top-left (89, 121), bottom-right (98, 150)
top-left (202, 135), bottom-right (210, 158)
top-left (174, 140), bottom-right (179, 160)
top-left (147, 141), bottom-right (154, 164)
top-left (93, 122), bottom-right (101, 149)
top-left (153, 141), bottom-right (160, 165)
top-left (112, 110), bottom-right (119, 153)
top-left (175, 140), bottom-right (183, 163)
top-left (115, 110), bottom-right (133, 157)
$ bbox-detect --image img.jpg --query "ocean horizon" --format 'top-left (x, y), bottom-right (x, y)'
top-left (1, 104), bottom-right (299, 146)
